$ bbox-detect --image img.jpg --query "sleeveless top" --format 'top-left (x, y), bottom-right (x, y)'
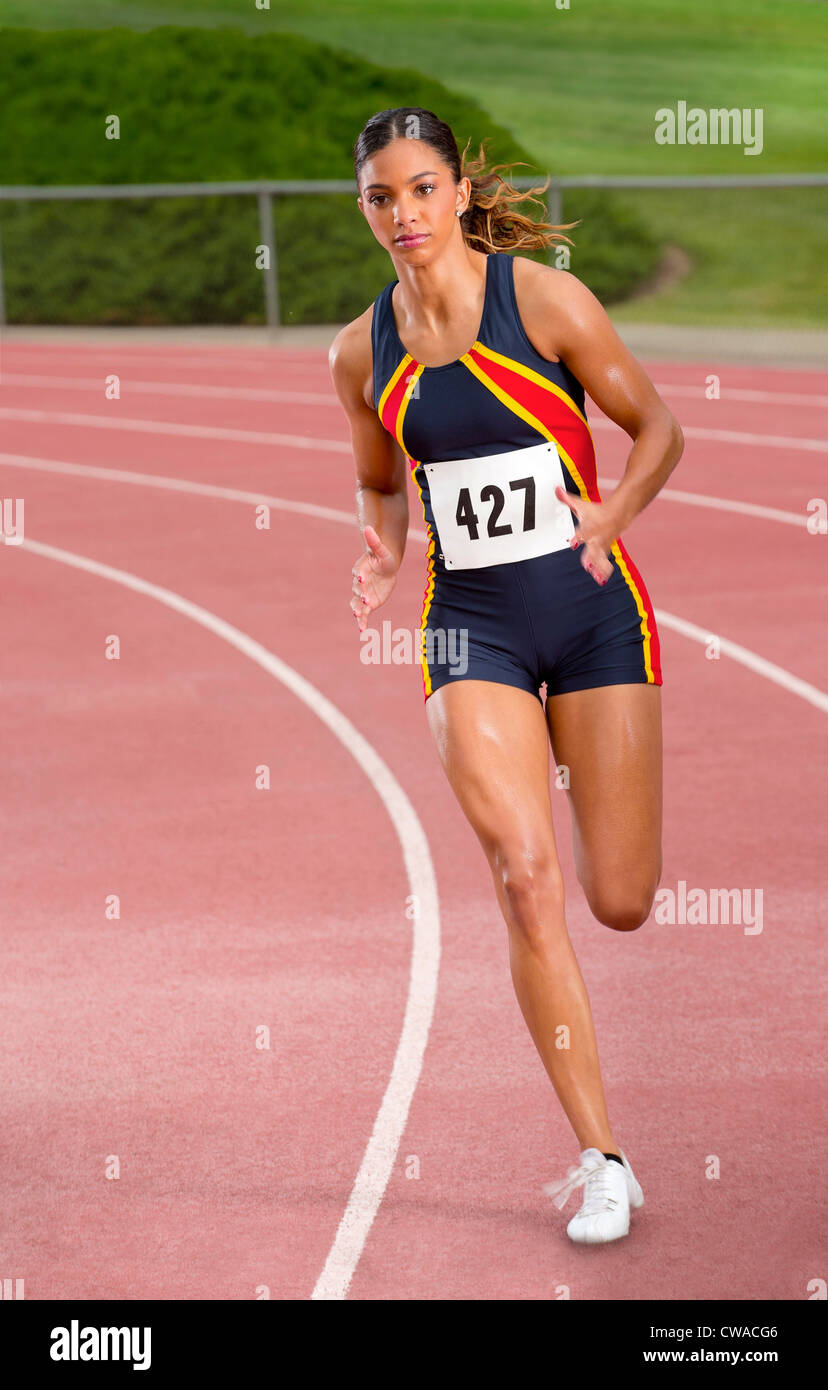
top-left (370, 251), bottom-right (602, 569)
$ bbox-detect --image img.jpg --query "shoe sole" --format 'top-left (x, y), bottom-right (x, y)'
top-left (567, 1219), bottom-right (631, 1244)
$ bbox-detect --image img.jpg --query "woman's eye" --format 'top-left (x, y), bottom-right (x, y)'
top-left (369, 184), bottom-right (435, 205)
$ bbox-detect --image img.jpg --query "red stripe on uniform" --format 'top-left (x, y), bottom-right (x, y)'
top-left (466, 350), bottom-right (600, 500)
top-left (615, 537), bottom-right (662, 683)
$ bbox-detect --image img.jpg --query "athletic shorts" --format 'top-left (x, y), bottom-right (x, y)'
top-left (419, 539), bottom-right (662, 703)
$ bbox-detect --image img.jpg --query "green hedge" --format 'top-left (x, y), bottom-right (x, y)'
top-left (0, 26), bottom-right (661, 324)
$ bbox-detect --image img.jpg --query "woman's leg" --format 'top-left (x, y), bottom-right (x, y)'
top-left (425, 678), bottom-right (619, 1154)
top-left (544, 684), bottom-right (663, 932)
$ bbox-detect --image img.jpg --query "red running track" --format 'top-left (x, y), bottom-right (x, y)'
top-left (0, 340), bottom-right (825, 1300)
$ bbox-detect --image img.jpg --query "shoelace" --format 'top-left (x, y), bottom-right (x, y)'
top-left (543, 1156), bottom-right (620, 1213)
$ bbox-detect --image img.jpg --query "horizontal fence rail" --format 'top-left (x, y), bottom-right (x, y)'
top-left (0, 174), bottom-right (825, 328)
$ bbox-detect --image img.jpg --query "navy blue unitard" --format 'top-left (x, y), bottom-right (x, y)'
top-left (371, 251), bottom-right (662, 702)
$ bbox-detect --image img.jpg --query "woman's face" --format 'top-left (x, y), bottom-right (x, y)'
top-left (357, 137), bottom-right (467, 260)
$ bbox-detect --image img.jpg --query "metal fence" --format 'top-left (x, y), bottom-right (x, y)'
top-left (0, 173), bottom-right (825, 328)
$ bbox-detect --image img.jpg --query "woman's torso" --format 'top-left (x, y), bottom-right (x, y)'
top-left (369, 251), bottom-right (603, 582)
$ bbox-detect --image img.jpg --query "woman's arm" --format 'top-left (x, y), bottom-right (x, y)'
top-left (542, 268), bottom-right (685, 534)
top-left (328, 314), bottom-right (410, 626)
top-left (517, 262), bottom-right (685, 582)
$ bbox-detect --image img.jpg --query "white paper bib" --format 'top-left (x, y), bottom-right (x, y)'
top-left (424, 440), bottom-right (575, 570)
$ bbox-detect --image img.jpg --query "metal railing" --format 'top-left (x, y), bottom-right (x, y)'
top-left (0, 173), bottom-right (825, 328)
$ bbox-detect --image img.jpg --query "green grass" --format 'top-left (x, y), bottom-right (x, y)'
top-left (2, 0), bottom-right (824, 172)
top-left (0, 0), bottom-right (825, 325)
top-left (605, 187), bottom-right (828, 326)
top-left (0, 27), bottom-right (660, 325)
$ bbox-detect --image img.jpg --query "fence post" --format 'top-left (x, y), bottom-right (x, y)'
top-left (545, 184), bottom-right (563, 267)
top-left (257, 189), bottom-right (279, 330)
top-left (546, 183), bottom-right (562, 229)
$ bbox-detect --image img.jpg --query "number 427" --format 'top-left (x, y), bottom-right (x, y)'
top-left (455, 476), bottom-right (536, 540)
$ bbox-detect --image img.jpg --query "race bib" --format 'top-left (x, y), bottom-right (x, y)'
top-left (424, 440), bottom-right (575, 570)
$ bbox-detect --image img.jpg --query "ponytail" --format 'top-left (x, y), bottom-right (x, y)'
top-left (458, 137), bottom-right (579, 252)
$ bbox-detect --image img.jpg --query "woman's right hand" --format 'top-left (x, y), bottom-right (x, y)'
top-left (351, 524), bottom-right (399, 631)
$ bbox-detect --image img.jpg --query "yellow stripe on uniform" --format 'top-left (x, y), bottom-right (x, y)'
top-left (609, 541), bottom-right (655, 682)
top-left (464, 351), bottom-right (654, 681)
top-left (460, 351), bottom-right (593, 501)
top-left (471, 341), bottom-right (592, 432)
top-left (410, 458), bottom-right (435, 697)
top-left (388, 359), bottom-right (424, 455)
top-left (376, 353), bottom-right (414, 437)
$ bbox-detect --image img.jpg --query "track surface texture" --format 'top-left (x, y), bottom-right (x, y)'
top-left (1, 339), bottom-right (825, 1301)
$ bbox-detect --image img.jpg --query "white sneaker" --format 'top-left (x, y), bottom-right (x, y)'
top-left (543, 1147), bottom-right (644, 1244)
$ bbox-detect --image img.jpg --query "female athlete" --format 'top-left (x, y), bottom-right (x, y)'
top-left (328, 107), bottom-right (684, 1245)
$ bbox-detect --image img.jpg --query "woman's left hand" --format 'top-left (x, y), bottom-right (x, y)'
top-left (555, 485), bottom-right (616, 586)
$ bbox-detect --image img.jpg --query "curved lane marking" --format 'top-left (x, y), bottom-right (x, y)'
top-left (0, 405), bottom-right (826, 454)
top-left (0, 451), bottom-right (811, 529)
top-left (12, 537), bottom-right (442, 1301)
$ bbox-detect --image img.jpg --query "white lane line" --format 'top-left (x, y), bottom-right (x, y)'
top-left (0, 452), bottom-right (810, 530)
top-left (587, 415), bottom-right (828, 453)
top-left (12, 537), bottom-right (442, 1302)
top-left (4, 372), bottom-right (828, 411)
top-left (5, 457), bottom-right (825, 714)
top-left (1, 404), bottom-right (827, 456)
top-left (651, 383), bottom-right (828, 409)
top-left (653, 611), bottom-right (828, 714)
top-left (0, 407), bottom-right (350, 454)
top-left (0, 373), bottom-right (334, 406)
top-left (596, 477), bottom-right (805, 527)
top-left (0, 453), bottom-right (360, 527)
top-left (0, 350), bottom-right (312, 373)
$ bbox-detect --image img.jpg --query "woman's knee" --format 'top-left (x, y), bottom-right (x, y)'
top-left (587, 879), bottom-right (659, 932)
top-left (577, 847), bottom-right (661, 932)
top-left (490, 846), bottom-right (566, 939)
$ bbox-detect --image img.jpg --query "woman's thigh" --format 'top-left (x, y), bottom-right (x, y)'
top-left (544, 683), bottom-right (663, 926)
top-left (425, 678), bottom-right (564, 889)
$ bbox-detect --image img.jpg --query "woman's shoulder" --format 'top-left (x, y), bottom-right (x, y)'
top-left (328, 303), bottom-right (375, 413)
top-left (511, 253), bottom-right (592, 304)
top-left (511, 256), bottom-right (608, 348)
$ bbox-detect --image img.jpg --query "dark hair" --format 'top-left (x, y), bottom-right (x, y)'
top-left (353, 106), bottom-right (578, 253)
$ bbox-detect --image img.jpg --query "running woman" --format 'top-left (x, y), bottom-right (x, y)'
top-left (328, 108), bottom-right (684, 1244)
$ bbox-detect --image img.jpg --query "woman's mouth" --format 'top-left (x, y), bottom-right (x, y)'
top-left (395, 234), bottom-right (430, 248)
